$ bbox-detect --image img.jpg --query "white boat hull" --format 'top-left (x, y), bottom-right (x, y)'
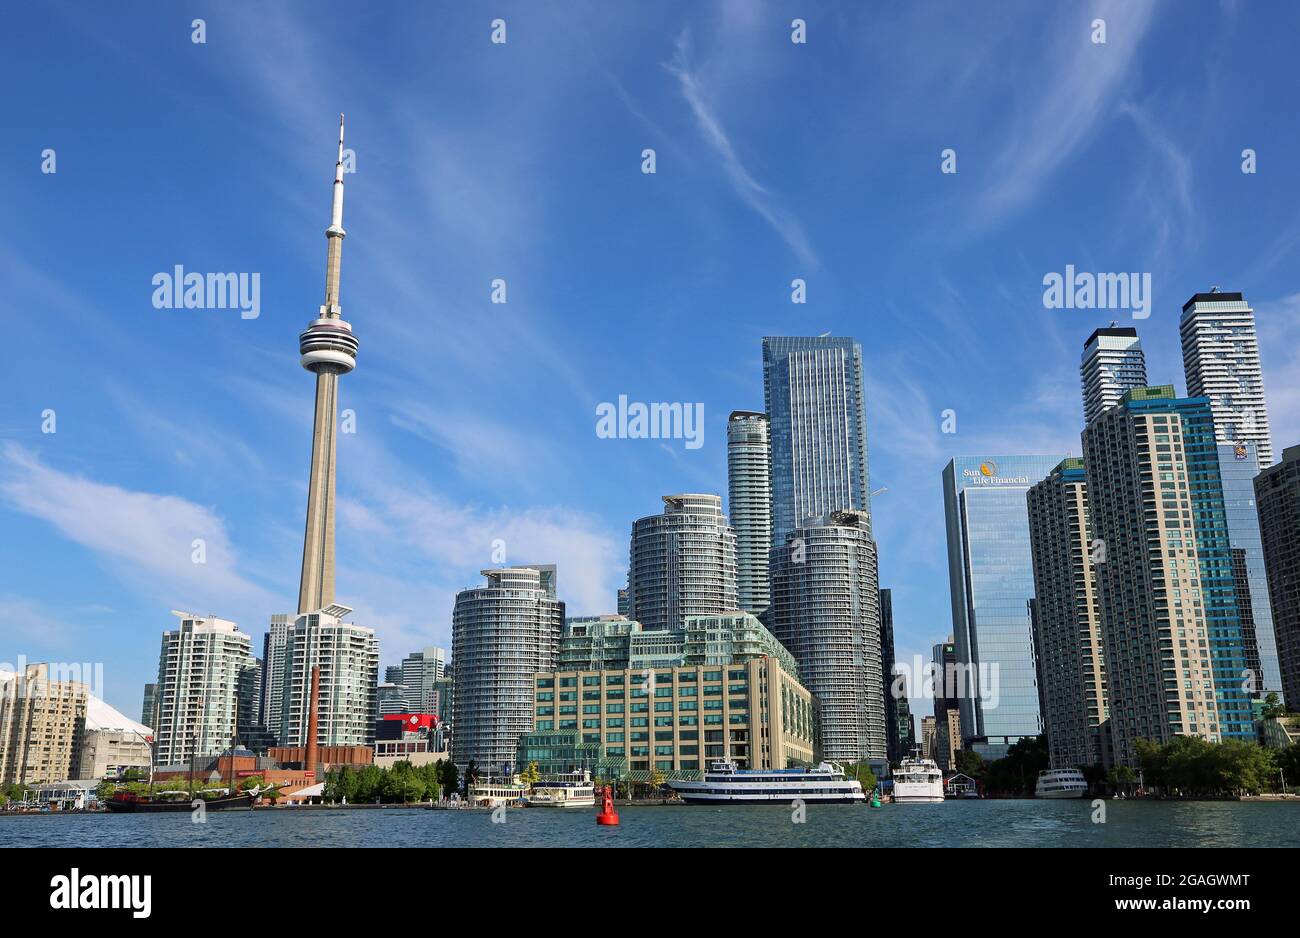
top-left (672, 789), bottom-right (865, 805)
top-left (524, 797), bottom-right (596, 808)
top-left (1035, 788), bottom-right (1086, 800)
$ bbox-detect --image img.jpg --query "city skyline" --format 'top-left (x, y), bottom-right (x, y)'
top-left (7, 2), bottom-right (1300, 727)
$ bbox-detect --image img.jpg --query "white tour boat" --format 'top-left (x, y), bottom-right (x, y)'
top-left (1035, 768), bottom-right (1088, 799)
top-left (467, 778), bottom-right (529, 808)
top-left (523, 770), bottom-right (597, 808)
top-left (891, 749), bottom-right (945, 803)
top-left (668, 760), bottom-right (866, 804)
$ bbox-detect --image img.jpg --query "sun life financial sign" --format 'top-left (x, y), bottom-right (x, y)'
top-left (961, 462), bottom-right (1030, 486)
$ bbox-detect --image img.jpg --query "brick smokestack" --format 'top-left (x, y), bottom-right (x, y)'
top-left (305, 665), bottom-right (321, 779)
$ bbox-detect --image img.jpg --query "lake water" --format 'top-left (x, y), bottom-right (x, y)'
top-left (3, 800), bottom-right (1297, 848)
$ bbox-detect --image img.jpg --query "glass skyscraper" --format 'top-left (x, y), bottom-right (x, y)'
top-left (762, 336), bottom-right (872, 549)
top-left (1216, 441), bottom-right (1283, 697)
top-left (942, 455), bottom-right (1065, 754)
top-left (1083, 387), bottom-right (1254, 766)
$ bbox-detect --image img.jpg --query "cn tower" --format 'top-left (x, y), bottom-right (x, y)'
top-left (296, 115), bottom-right (359, 615)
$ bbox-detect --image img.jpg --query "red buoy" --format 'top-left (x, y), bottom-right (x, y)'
top-left (596, 785), bottom-right (619, 826)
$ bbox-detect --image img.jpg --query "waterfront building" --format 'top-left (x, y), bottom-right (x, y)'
top-left (560, 615), bottom-right (640, 671)
top-left (377, 682), bottom-right (409, 716)
top-left (1081, 325), bottom-right (1147, 426)
top-left (280, 606), bottom-right (379, 750)
top-left (431, 674), bottom-right (454, 727)
top-left (880, 588), bottom-right (903, 765)
top-left (762, 336), bottom-right (873, 550)
top-left (769, 510), bottom-right (886, 766)
top-left (1180, 289), bottom-right (1273, 466)
top-left (933, 708), bottom-right (962, 772)
top-left (1255, 445), bottom-right (1300, 707)
top-left (727, 410), bottom-right (773, 617)
top-left (931, 635), bottom-right (959, 727)
top-left (920, 715), bottom-right (937, 761)
top-left (896, 696), bottom-right (915, 756)
top-left (400, 646), bottom-right (448, 713)
top-left (452, 567), bottom-right (564, 772)
top-left (153, 612), bottom-right (252, 767)
top-left (530, 653), bottom-right (814, 782)
top-left (1216, 442), bottom-right (1283, 698)
top-left (75, 696), bottom-right (153, 780)
top-left (516, 729), bottom-right (608, 780)
top-left (0, 664), bottom-right (88, 786)
top-left (1082, 386), bottom-right (1254, 767)
top-left (628, 494), bottom-right (737, 632)
top-left (562, 611), bottom-right (801, 676)
top-left (1027, 458), bottom-right (1109, 769)
top-left (260, 614), bottom-right (292, 746)
top-left (942, 455), bottom-right (1064, 755)
top-left (374, 713), bottom-right (447, 769)
top-left (140, 682), bottom-right (158, 731)
top-left (617, 587), bottom-right (631, 618)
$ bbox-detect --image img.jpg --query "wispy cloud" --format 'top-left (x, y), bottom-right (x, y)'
top-left (664, 28), bottom-right (819, 268)
top-left (0, 444), bottom-right (279, 615)
top-left (974, 0), bottom-right (1161, 227)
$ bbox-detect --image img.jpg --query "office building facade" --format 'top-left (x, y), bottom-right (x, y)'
top-left (879, 588), bottom-right (903, 765)
top-left (763, 336), bottom-right (873, 550)
top-left (942, 455), bottom-right (1064, 753)
top-left (400, 646), bottom-right (448, 713)
top-left (1026, 458), bottom-right (1109, 769)
top-left (1083, 387), bottom-right (1254, 767)
top-left (1255, 445), bottom-right (1300, 707)
top-left (1180, 290), bottom-right (1273, 467)
top-left (1216, 441), bottom-right (1283, 699)
top-left (727, 411), bottom-right (773, 617)
top-left (452, 567), bottom-right (563, 772)
top-left (628, 494), bottom-right (737, 632)
top-left (769, 510), bottom-right (886, 765)
top-left (531, 653), bottom-right (814, 780)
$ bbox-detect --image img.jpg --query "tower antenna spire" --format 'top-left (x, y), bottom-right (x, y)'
top-left (323, 113), bottom-right (347, 315)
top-left (297, 116), bottom-right (360, 615)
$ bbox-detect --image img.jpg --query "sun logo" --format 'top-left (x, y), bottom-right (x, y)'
top-left (979, 461), bottom-right (998, 478)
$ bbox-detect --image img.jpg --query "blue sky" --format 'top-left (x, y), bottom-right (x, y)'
top-left (3, 0), bottom-right (1300, 721)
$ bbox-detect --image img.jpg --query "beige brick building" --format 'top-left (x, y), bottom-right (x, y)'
top-left (0, 664), bottom-right (88, 786)
top-left (533, 655), bottom-right (814, 778)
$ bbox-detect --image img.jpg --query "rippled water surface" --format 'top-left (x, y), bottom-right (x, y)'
top-left (3, 799), bottom-right (1297, 848)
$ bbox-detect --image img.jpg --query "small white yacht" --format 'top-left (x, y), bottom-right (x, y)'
top-left (891, 749), bottom-right (944, 803)
top-left (1035, 768), bottom-right (1088, 799)
top-left (524, 770), bottom-right (596, 808)
top-left (668, 760), bottom-right (866, 804)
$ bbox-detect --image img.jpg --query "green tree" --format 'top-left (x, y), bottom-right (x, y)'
top-left (1260, 692), bottom-right (1287, 720)
top-left (982, 736), bottom-right (1049, 796)
top-left (437, 760), bottom-right (459, 800)
top-left (954, 749), bottom-right (985, 779)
